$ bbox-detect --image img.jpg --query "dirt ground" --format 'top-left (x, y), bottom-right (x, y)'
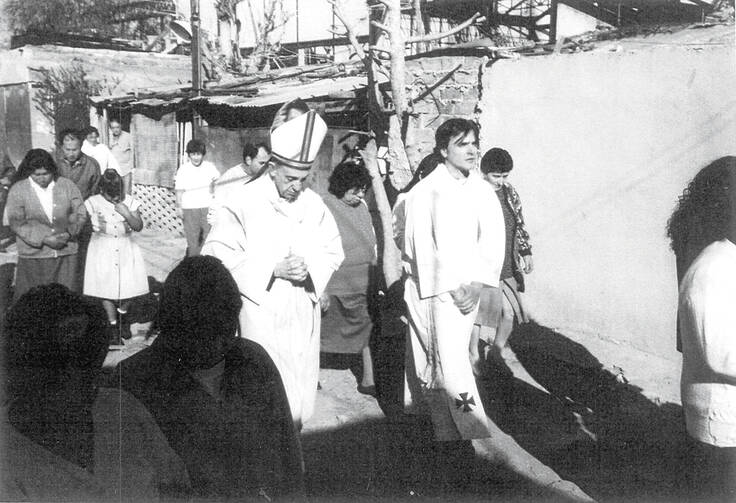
top-left (117, 230), bottom-right (692, 502)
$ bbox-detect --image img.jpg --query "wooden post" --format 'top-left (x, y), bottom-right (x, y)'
top-left (190, 0), bottom-right (202, 96)
top-left (549, 0), bottom-right (558, 44)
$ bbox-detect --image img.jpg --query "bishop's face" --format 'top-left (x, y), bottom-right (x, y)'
top-left (270, 163), bottom-right (310, 202)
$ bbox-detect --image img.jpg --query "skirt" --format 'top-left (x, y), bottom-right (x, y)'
top-left (14, 254), bottom-right (78, 301)
top-left (320, 293), bottom-right (373, 354)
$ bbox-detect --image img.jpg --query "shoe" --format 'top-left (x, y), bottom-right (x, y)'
top-left (107, 323), bottom-right (123, 346)
top-left (118, 312), bottom-right (132, 340)
top-left (357, 384), bottom-right (377, 397)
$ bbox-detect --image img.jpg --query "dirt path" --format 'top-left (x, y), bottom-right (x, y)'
top-left (134, 230), bottom-right (689, 502)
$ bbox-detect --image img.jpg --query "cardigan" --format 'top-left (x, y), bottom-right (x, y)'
top-left (5, 177), bottom-right (86, 258)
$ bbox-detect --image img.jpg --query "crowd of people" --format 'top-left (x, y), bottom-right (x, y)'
top-left (0, 96), bottom-right (731, 501)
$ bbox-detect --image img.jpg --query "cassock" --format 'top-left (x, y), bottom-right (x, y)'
top-left (395, 163), bottom-right (505, 441)
top-left (202, 174), bottom-right (344, 425)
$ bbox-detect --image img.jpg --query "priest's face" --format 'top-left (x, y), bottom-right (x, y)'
top-left (270, 163), bottom-right (310, 202)
top-left (441, 130), bottom-right (478, 175)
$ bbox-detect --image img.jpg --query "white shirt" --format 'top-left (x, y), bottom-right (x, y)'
top-left (679, 238), bottom-right (736, 446)
top-left (174, 160), bottom-right (220, 209)
top-left (29, 178), bottom-right (55, 223)
top-left (82, 141), bottom-right (120, 174)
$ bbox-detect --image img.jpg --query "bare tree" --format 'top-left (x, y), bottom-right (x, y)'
top-left (244, 0), bottom-right (291, 74)
top-left (215, 0), bottom-right (243, 69)
top-left (4, 0), bottom-right (175, 41)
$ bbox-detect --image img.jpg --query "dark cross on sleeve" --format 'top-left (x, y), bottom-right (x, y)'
top-left (455, 392), bottom-right (476, 412)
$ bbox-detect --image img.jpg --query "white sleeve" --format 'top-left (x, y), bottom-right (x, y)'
top-left (696, 272), bottom-right (736, 383)
top-left (201, 204), bottom-right (278, 306)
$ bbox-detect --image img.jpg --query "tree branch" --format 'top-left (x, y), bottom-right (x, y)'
top-left (406, 12), bottom-right (484, 44)
top-left (370, 19), bottom-right (392, 34)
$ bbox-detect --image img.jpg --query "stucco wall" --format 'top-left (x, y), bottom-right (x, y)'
top-left (477, 44), bottom-right (736, 361)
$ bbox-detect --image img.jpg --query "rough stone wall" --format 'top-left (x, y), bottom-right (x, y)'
top-left (402, 55), bottom-right (486, 179)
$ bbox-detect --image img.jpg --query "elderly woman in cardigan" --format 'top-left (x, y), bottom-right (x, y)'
top-left (320, 160), bottom-right (378, 396)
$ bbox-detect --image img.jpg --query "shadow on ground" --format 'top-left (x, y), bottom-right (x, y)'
top-left (307, 319), bottom-right (691, 502)
top-left (488, 322), bottom-right (688, 502)
top-left (301, 413), bottom-right (561, 502)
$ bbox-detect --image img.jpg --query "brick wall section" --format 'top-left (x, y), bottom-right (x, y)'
top-left (403, 55), bottom-right (486, 179)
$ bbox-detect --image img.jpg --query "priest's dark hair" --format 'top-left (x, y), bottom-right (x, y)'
top-left (667, 156), bottom-right (736, 274)
top-left (243, 142), bottom-right (271, 162)
top-left (154, 256), bottom-right (242, 368)
top-left (328, 160), bottom-right (372, 199)
top-left (434, 118), bottom-right (479, 153)
top-left (16, 149), bottom-right (59, 181)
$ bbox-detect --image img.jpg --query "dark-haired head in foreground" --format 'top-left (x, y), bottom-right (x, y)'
top-left (155, 255), bottom-right (242, 368)
top-left (3, 283), bottom-right (108, 469)
top-left (118, 256), bottom-right (304, 499)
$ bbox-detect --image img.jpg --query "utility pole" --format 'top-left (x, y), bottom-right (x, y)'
top-left (191, 0), bottom-right (202, 96)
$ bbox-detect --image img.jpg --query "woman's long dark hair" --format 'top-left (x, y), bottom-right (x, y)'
top-left (16, 149), bottom-right (59, 181)
top-left (667, 156), bottom-right (736, 271)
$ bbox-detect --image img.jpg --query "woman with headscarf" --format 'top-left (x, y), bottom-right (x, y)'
top-left (4, 149), bottom-right (86, 299)
top-left (320, 160), bottom-right (378, 395)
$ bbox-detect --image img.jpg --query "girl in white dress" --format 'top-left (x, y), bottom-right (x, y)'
top-left (84, 169), bottom-right (148, 340)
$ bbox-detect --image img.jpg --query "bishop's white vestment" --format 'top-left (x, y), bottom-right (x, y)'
top-left (395, 164), bottom-right (505, 440)
top-left (202, 174), bottom-right (343, 425)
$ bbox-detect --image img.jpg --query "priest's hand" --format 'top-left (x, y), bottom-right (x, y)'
top-left (319, 293), bottom-right (330, 311)
top-left (274, 253), bottom-right (308, 283)
top-left (451, 282), bottom-right (482, 314)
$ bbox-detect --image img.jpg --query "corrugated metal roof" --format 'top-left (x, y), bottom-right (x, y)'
top-left (198, 75), bottom-right (368, 108)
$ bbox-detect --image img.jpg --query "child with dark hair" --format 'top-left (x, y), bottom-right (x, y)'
top-left (175, 139), bottom-right (220, 256)
top-left (84, 168), bottom-right (148, 342)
